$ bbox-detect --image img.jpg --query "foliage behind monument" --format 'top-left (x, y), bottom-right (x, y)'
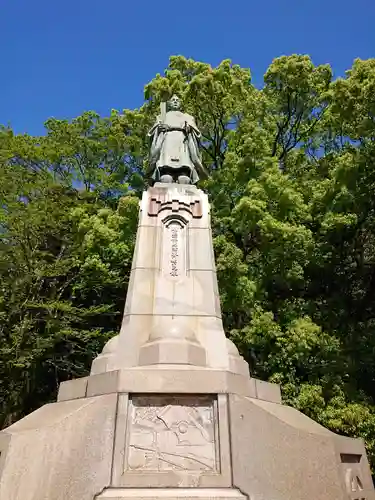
top-left (1, 55), bottom-right (375, 470)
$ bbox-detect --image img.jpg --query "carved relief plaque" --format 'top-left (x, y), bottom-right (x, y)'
top-left (125, 395), bottom-right (218, 472)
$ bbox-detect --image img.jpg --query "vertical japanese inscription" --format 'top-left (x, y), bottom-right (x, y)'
top-left (162, 221), bottom-right (186, 280)
top-left (170, 226), bottom-right (179, 277)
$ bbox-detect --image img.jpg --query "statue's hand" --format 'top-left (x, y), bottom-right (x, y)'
top-left (158, 123), bottom-right (170, 132)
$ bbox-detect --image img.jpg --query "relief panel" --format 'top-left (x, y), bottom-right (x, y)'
top-left (125, 395), bottom-right (219, 473)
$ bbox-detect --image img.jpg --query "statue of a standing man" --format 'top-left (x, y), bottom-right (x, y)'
top-left (147, 95), bottom-right (208, 184)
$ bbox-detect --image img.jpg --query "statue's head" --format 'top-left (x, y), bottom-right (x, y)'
top-left (167, 95), bottom-right (181, 111)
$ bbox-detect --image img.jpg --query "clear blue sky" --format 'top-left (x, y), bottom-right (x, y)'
top-left (1, 0), bottom-right (374, 135)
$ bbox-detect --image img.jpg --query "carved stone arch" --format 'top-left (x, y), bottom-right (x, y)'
top-left (161, 213), bottom-right (189, 228)
top-left (160, 214), bottom-right (188, 280)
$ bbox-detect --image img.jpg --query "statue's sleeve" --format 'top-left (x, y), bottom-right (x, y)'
top-left (146, 116), bottom-right (164, 174)
top-left (186, 118), bottom-right (209, 179)
top-left (147, 115), bottom-right (161, 138)
top-left (184, 115), bottom-right (201, 138)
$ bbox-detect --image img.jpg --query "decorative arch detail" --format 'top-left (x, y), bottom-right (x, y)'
top-left (162, 214), bottom-right (188, 228)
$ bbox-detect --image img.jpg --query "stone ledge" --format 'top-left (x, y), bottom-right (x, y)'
top-left (87, 368), bottom-right (256, 398)
top-left (57, 376), bottom-right (88, 402)
top-left (57, 368), bottom-right (281, 404)
top-left (96, 488), bottom-right (246, 500)
top-left (254, 378), bottom-right (282, 404)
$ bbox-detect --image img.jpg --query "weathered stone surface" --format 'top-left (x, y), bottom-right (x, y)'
top-left (138, 319), bottom-right (207, 366)
top-left (0, 394), bottom-right (117, 500)
top-left (254, 378), bottom-right (281, 404)
top-left (138, 339), bottom-right (207, 366)
top-left (187, 227), bottom-right (216, 271)
top-left (86, 369), bottom-right (120, 397)
top-left (57, 376), bottom-right (88, 401)
top-left (228, 394), bottom-right (375, 500)
top-left (131, 225), bottom-right (162, 270)
top-left (84, 367), bottom-right (257, 399)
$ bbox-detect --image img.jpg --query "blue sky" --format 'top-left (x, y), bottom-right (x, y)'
top-left (1, 0), bottom-right (374, 135)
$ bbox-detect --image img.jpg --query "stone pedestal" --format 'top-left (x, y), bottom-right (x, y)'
top-left (0, 185), bottom-right (374, 500)
top-left (90, 183), bottom-right (246, 375)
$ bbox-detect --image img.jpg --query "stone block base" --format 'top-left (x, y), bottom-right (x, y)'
top-left (57, 367), bottom-right (282, 404)
top-left (0, 383), bottom-right (374, 500)
top-left (229, 394), bottom-right (375, 500)
top-left (0, 394), bottom-right (117, 500)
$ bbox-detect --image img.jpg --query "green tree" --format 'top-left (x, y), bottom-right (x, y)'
top-left (0, 124), bottom-right (139, 426)
top-left (2, 54), bottom-right (375, 471)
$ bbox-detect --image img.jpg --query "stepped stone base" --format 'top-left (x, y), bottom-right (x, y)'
top-left (0, 372), bottom-right (374, 500)
top-left (57, 367), bottom-right (281, 403)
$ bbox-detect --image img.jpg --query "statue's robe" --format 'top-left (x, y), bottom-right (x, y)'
top-left (147, 110), bottom-right (208, 183)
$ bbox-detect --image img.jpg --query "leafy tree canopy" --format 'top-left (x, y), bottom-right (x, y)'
top-left (1, 54), bottom-right (375, 469)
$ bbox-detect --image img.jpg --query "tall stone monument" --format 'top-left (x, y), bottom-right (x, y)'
top-left (0, 97), bottom-right (374, 500)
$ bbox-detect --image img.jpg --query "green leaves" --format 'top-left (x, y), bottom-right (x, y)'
top-left (2, 54), bottom-right (375, 471)
top-left (264, 55), bottom-right (332, 161)
top-left (0, 162), bottom-right (138, 425)
top-left (328, 58), bottom-right (375, 141)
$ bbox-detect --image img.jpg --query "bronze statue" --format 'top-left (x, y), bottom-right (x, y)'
top-left (147, 95), bottom-right (208, 184)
